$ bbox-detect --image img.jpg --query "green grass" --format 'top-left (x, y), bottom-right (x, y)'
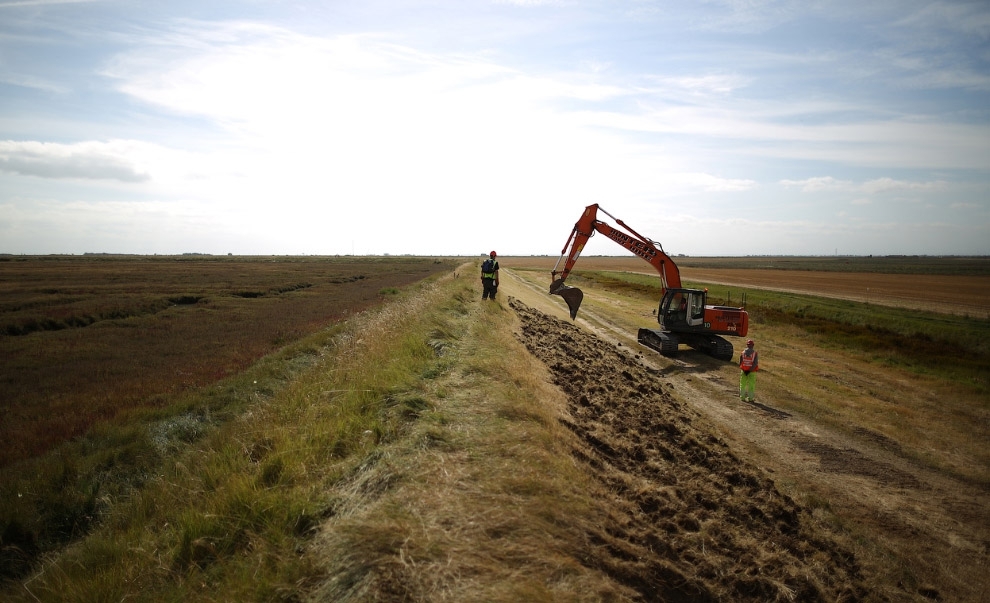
top-left (0, 328), bottom-right (339, 583)
top-left (537, 267), bottom-right (988, 488)
top-left (573, 269), bottom-right (989, 393)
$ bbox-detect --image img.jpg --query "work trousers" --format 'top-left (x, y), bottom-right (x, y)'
top-left (482, 277), bottom-right (498, 300)
top-left (739, 371), bottom-right (757, 401)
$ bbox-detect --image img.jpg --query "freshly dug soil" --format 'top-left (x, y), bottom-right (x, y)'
top-left (510, 297), bottom-right (868, 602)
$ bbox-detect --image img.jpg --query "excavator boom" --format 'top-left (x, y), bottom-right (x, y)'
top-left (551, 204), bottom-right (679, 317)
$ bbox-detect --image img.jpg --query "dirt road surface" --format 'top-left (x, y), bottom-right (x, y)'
top-left (500, 268), bottom-right (989, 602)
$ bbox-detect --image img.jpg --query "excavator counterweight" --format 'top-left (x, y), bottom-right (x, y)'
top-left (549, 204), bottom-right (748, 360)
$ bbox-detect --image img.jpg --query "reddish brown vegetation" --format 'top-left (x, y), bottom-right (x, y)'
top-left (0, 256), bottom-right (453, 467)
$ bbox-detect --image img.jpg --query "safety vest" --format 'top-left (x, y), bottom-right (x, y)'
top-left (740, 350), bottom-right (758, 371)
top-left (482, 260), bottom-right (498, 279)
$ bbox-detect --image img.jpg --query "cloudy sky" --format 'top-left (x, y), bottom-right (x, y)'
top-left (1, 0), bottom-right (988, 256)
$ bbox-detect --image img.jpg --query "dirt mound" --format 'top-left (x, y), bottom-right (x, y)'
top-left (510, 298), bottom-right (868, 602)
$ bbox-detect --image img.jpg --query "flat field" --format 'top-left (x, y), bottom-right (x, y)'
top-left (0, 255), bottom-right (456, 467)
top-left (506, 255), bottom-right (990, 317)
top-left (2, 255), bottom-right (987, 602)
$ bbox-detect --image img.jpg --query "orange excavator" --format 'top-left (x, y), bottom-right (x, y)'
top-left (549, 203), bottom-right (748, 360)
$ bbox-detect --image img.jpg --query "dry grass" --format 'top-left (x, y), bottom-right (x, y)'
top-left (4, 257), bottom-right (987, 601)
top-left (3, 264), bottom-right (646, 602)
top-left (306, 284), bottom-right (629, 602)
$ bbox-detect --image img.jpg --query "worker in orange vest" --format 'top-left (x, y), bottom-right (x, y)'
top-left (739, 339), bottom-right (759, 402)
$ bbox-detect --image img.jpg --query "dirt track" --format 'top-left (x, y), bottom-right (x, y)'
top-left (502, 268), bottom-right (989, 602)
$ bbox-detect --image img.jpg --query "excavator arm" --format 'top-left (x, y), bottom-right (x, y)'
top-left (550, 204), bottom-right (681, 318)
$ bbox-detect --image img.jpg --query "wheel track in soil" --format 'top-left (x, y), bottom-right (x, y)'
top-left (500, 268), bottom-right (989, 602)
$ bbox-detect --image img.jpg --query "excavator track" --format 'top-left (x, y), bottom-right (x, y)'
top-left (638, 329), bottom-right (735, 361)
top-left (637, 328), bottom-right (679, 357)
top-left (681, 333), bottom-right (735, 361)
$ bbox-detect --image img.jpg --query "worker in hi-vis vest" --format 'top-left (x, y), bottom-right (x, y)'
top-left (739, 339), bottom-right (759, 402)
top-left (481, 250), bottom-right (499, 300)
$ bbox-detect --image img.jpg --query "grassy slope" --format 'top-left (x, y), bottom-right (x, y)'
top-left (3, 267), bottom-right (629, 601)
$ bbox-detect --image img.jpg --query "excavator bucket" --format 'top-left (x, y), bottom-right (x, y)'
top-left (550, 278), bottom-right (584, 320)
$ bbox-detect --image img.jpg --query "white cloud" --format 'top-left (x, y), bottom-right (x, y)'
top-left (639, 212), bottom-right (989, 256)
top-left (0, 197), bottom-right (237, 255)
top-left (89, 20), bottom-right (990, 202)
top-left (679, 172), bottom-right (758, 192)
top-left (0, 0), bottom-right (96, 7)
top-left (780, 176), bottom-right (851, 192)
top-left (494, 0), bottom-right (564, 6)
top-left (0, 140), bottom-right (152, 182)
top-left (691, 0), bottom-right (804, 34)
top-left (95, 24), bottom-right (699, 226)
top-left (103, 25), bottom-right (627, 142)
top-left (0, 71), bottom-right (69, 94)
top-left (781, 176), bottom-right (947, 195)
top-left (861, 177), bottom-right (946, 194)
top-left (894, 1), bottom-right (990, 41)
top-left (653, 73), bottom-right (751, 97)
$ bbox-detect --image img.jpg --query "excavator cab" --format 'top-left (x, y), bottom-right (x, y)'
top-left (658, 288), bottom-right (707, 330)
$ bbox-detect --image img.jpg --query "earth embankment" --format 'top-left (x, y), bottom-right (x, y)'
top-left (501, 264), bottom-right (988, 602)
top-left (510, 298), bottom-right (868, 601)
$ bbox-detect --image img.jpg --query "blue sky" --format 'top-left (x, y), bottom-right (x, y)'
top-left (1, 0), bottom-right (988, 256)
